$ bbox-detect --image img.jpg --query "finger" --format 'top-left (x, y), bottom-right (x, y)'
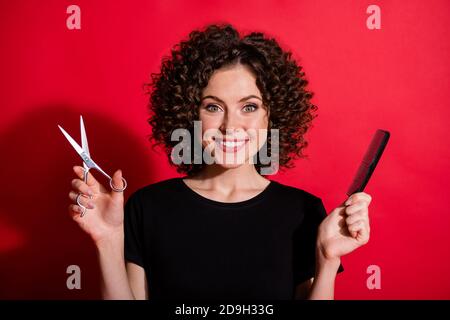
top-left (68, 204), bottom-right (85, 217)
top-left (360, 192), bottom-right (372, 204)
top-left (347, 220), bottom-right (370, 241)
top-left (110, 169), bottom-right (125, 201)
top-left (346, 192), bottom-right (372, 206)
top-left (330, 205), bottom-right (347, 218)
top-left (73, 166), bottom-right (100, 188)
top-left (347, 220), bottom-right (363, 238)
top-left (71, 178), bottom-right (94, 197)
top-left (345, 202), bottom-right (369, 215)
top-left (68, 204), bottom-right (90, 223)
top-left (345, 211), bottom-right (368, 225)
top-left (356, 222), bottom-right (370, 243)
top-left (73, 166), bottom-right (108, 193)
top-left (68, 191), bottom-right (95, 209)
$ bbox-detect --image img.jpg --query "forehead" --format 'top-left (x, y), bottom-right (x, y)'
top-left (202, 65), bottom-right (261, 98)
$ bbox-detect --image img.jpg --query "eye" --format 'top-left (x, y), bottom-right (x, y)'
top-left (242, 104), bottom-right (258, 113)
top-left (205, 104), bottom-right (222, 112)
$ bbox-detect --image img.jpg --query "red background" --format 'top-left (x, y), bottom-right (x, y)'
top-left (0, 0), bottom-right (449, 299)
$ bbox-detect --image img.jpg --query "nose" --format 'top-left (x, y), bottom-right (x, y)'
top-left (219, 110), bottom-right (242, 134)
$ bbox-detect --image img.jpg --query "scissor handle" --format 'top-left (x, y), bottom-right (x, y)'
top-left (109, 177), bottom-right (127, 192)
top-left (82, 167), bottom-right (90, 184)
top-left (76, 191), bottom-right (90, 217)
top-left (82, 167), bottom-right (127, 192)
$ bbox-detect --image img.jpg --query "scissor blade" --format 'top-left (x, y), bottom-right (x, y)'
top-left (58, 125), bottom-right (84, 156)
top-left (80, 115), bottom-right (90, 158)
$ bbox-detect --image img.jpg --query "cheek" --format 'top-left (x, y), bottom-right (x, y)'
top-left (199, 115), bottom-right (220, 142)
top-left (244, 110), bottom-right (269, 129)
top-left (199, 113), bottom-right (223, 129)
top-left (245, 114), bottom-right (269, 141)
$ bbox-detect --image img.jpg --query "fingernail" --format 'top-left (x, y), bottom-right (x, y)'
top-left (345, 198), bottom-right (352, 206)
top-left (88, 189), bottom-right (93, 196)
top-left (88, 202), bottom-right (95, 209)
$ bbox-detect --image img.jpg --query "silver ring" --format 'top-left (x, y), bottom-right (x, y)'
top-left (110, 177), bottom-right (127, 192)
top-left (76, 193), bottom-right (88, 217)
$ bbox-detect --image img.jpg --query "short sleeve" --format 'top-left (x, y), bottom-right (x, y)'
top-left (124, 190), bottom-right (145, 267)
top-left (292, 197), bottom-right (344, 285)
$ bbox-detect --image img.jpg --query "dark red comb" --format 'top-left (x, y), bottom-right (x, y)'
top-left (347, 129), bottom-right (390, 196)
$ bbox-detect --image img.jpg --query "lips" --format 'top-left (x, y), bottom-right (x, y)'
top-left (215, 138), bottom-right (250, 153)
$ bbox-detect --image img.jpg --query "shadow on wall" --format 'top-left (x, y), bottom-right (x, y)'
top-left (0, 105), bottom-right (155, 299)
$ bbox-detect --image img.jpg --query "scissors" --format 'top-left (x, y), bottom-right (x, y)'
top-left (58, 115), bottom-right (127, 216)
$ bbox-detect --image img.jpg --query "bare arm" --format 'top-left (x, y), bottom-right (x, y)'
top-left (96, 231), bottom-right (136, 300)
top-left (126, 262), bottom-right (148, 299)
top-left (69, 167), bottom-right (149, 299)
top-left (306, 249), bottom-right (340, 300)
top-left (307, 193), bottom-right (372, 299)
top-left (294, 264), bottom-right (339, 300)
top-left (294, 250), bottom-right (340, 300)
top-left (96, 232), bottom-right (149, 299)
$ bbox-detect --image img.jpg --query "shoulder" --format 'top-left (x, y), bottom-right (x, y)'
top-left (124, 177), bottom-right (184, 220)
top-left (269, 179), bottom-right (322, 206)
top-left (126, 177), bottom-right (184, 204)
top-left (130, 178), bottom-right (181, 198)
top-left (268, 180), bottom-right (326, 226)
top-left (269, 180), bottom-right (326, 224)
top-left (268, 181), bottom-right (329, 231)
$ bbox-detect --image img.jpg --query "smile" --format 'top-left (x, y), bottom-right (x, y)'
top-left (215, 138), bottom-right (249, 152)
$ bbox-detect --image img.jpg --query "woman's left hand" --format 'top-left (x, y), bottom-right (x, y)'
top-left (317, 192), bottom-right (372, 261)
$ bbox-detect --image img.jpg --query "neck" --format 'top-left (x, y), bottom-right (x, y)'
top-left (192, 163), bottom-right (267, 190)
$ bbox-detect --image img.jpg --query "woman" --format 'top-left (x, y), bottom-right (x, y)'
top-left (68, 24), bottom-right (371, 300)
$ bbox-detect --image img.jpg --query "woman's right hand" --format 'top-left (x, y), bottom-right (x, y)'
top-left (68, 166), bottom-right (125, 246)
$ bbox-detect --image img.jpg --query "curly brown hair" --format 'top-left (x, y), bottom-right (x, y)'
top-left (145, 23), bottom-right (318, 176)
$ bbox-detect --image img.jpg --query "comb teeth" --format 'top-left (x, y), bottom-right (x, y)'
top-left (347, 129), bottom-right (390, 196)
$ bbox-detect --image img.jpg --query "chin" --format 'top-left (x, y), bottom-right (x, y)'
top-left (212, 152), bottom-right (257, 169)
top-left (213, 161), bottom-right (247, 170)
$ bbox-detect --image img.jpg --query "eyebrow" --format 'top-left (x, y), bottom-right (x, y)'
top-left (201, 95), bottom-right (262, 104)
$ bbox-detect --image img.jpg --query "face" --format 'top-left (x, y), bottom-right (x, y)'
top-left (198, 64), bottom-right (269, 169)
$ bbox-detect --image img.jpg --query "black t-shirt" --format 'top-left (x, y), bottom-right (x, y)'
top-left (124, 177), bottom-right (344, 300)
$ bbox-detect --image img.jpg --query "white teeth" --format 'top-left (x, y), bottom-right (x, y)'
top-left (218, 140), bottom-right (246, 147)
